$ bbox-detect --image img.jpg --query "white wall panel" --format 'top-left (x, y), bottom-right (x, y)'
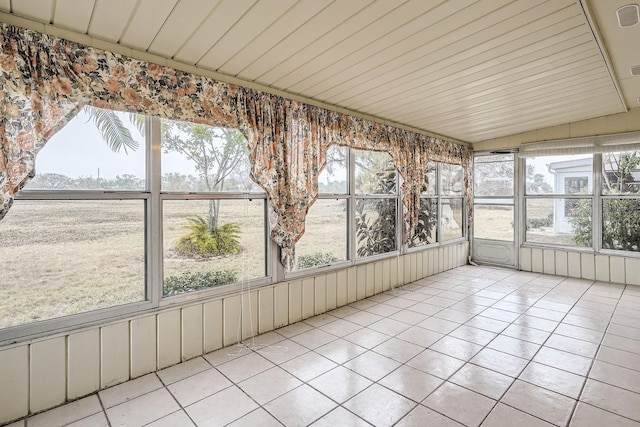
top-left (555, 251), bottom-right (568, 277)
top-left (273, 284), bottom-right (289, 329)
top-left (203, 300), bottom-right (223, 353)
top-left (30, 337), bottom-right (66, 412)
top-left (288, 281), bottom-right (302, 323)
top-left (568, 252), bottom-right (582, 278)
top-left (0, 346), bottom-right (28, 424)
top-left (157, 310), bottom-right (181, 369)
top-left (389, 257), bottom-right (399, 288)
top-left (595, 255), bottom-right (610, 282)
top-left (543, 250), bottom-right (555, 275)
top-left (403, 255), bottom-right (411, 285)
top-left (130, 316), bottom-right (157, 378)
top-left (347, 268), bottom-right (357, 303)
top-left (258, 288), bottom-right (274, 333)
top-left (336, 270), bottom-right (348, 307)
top-left (626, 258), bottom-right (640, 286)
top-left (382, 259), bottom-right (391, 291)
top-left (438, 248), bottom-right (444, 273)
top-left (182, 305), bottom-right (203, 360)
top-left (610, 257), bottom-right (626, 284)
top-left (326, 272), bottom-right (337, 311)
top-left (241, 291), bottom-right (259, 340)
top-left (301, 278), bottom-right (315, 320)
top-left (101, 322), bottom-right (129, 388)
top-left (356, 265), bottom-right (367, 300)
top-left (531, 248), bottom-right (543, 273)
top-left (427, 250), bottom-right (435, 276)
top-left (67, 329), bottom-right (100, 400)
top-left (374, 262), bottom-right (383, 294)
top-left (223, 296), bottom-right (242, 347)
top-left (366, 263), bottom-right (375, 297)
top-left (581, 253), bottom-right (595, 280)
top-left (314, 276), bottom-right (326, 315)
top-left (520, 247), bottom-right (532, 271)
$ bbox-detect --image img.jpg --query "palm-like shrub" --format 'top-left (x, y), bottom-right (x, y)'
top-left (175, 215), bottom-right (241, 257)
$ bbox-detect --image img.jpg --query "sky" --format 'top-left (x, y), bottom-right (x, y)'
top-left (34, 109), bottom-right (196, 179)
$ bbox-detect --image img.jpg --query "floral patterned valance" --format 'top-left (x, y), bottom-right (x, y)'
top-left (0, 23), bottom-right (472, 268)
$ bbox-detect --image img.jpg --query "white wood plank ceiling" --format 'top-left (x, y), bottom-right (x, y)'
top-left (0, 0), bottom-right (636, 144)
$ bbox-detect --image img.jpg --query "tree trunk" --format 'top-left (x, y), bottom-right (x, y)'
top-left (208, 200), bottom-right (220, 233)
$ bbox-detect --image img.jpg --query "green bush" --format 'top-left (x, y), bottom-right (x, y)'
top-left (526, 213), bottom-right (553, 230)
top-left (175, 215), bottom-right (241, 257)
top-left (297, 252), bottom-right (339, 269)
top-left (163, 270), bottom-right (238, 296)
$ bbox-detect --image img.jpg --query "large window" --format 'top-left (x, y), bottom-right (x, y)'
top-left (524, 155), bottom-right (593, 247)
top-left (601, 151), bottom-right (640, 252)
top-left (1, 108), bottom-right (147, 330)
top-left (0, 106), bottom-right (468, 337)
top-left (522, 150), bottom-right (640, 254)
top-left (354, 150), bottom-right (399, 258)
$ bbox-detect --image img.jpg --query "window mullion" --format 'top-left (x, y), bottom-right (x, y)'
top-left (147, 116), bottom-right (162, 306)
top-left (348, 148), bottom-right (356, 263)
top-left (593, 153), bottom-right (603, 252)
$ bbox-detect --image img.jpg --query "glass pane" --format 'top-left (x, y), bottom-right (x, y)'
top-left (161, 118), bottom-right (262, 192)
top-left (525, 155), bottom-right (593, 195)
top-left (355, 198), bottom-right (397, 257)
top-left (25, 107), bottom-right (145, 190)
top-left (440, 198), bottom-right (464, 241)
top-left (474, 154), bottom-right (513, 197)
top-left (422, 161), bottom-right (437, 195)
top-left (410, 198), bottom-right (437, 247)
top-left (0, 200), bottom-right (145, 329)
top-left (474, 205), bottom-right (514, 241)
top-left (602, 151), bottom-right (640, 195)
top-left (525, 198), bottom-right (592, 246)
top-left (355, 150), bottom-right (397, 194)
top-left (163, 199), bottom-right (266, 296)
top-left (440, 164), bottom-right (464, 196)
top-left (319, 145), bottom-right (347, 194)
top-left (603, 199), bottom-right (640, 252)
top-left (292, 199), bottom-right (347, 270)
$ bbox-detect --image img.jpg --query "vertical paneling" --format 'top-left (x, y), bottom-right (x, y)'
top-left (403, 255), bottom-right (411, 285)
top-left (347, 267), bottom-right (357, 303)
top-left (374, 262), bottom-right (383, 294)
top-left (67, 329), bottom-right (100, 400)
top-left (568, 252), bottom-right (582, 278)
top-left (626, 258), bottom-right (640, 285)
top-left (274, 284), bottom-right (289, 329)
top-left (356, 265), bottom-right (367, 300)
top-left (30, 337), bottom-right (66, 412)
top-left (182, 305), bottom-right (203, 360)
top-left (365, 263), bottom-right (375, 297)
top-left (0, 346), bottom-right (28, 424)
top-left (610, 256), bottom-right (626, 284)
top-left (581, 253), bottom-right (595, 280)
top-left (157, 310), bottom-right (181, 369)
top-left (101, 322), bottom-right (129, 388)
top-left (242, 291), bottom-right (259, 340)
top-left (555, 251), bottom-right (568, 276)
top-left (301, 278), bottom-right (315, 319)
top-left (437, 248), bottom-right (444, 273)
top-left (595, 255), bottom-right (610, 282)
top-left (531, 248), bottom-right (543, 273)
top-left (421, 251), bottom-right (429, 279)
top-left (289, 280), bottom-right (303, 323)
top-left (203, 300), bottom-right (223, 353)
top-left (543, 250), bottom-right (555, 275)
top-left (520, 247), bottom-right (532, 271)
top-left (427, 250), bottom-right (435, 276)
top-left (130, 316), bottom-right (157, 378)
top-left (258, 287), bottom-right (274, 333)
top-left (326, 272), bottom-right (337, 311)
top-left (336, 270), bottom-right (348, 307)
top-left (389, 257), bottom-right (399, 288)
top-left (223, 295), bottom-right (242, 347)
top-left (381, 259), bottom-right (391, 291)
top-left (315, 275), bottom-right (327, 315)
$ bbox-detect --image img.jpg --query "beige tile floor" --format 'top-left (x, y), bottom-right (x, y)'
top-left (10, 265), bottom-right (640, 427)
